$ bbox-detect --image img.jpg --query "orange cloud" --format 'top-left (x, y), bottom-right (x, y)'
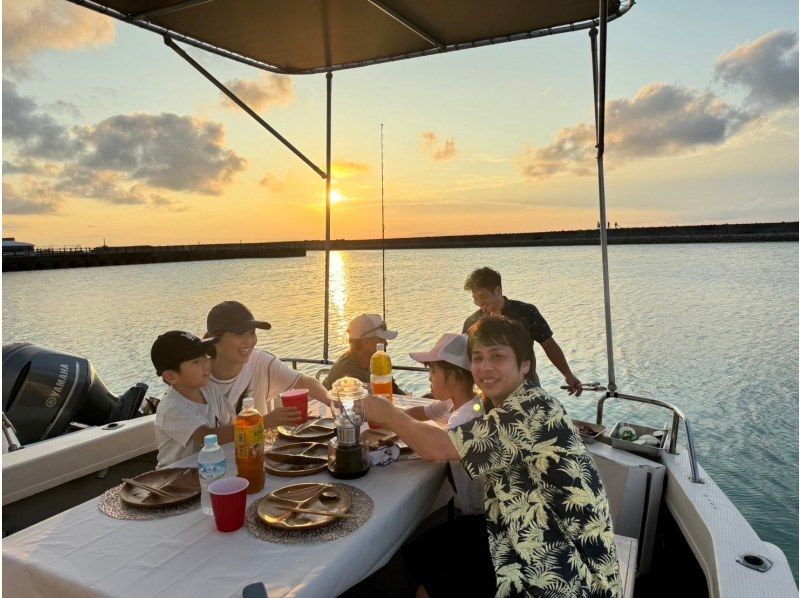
top-left (222, 73), bottom-right (294, 111)
top-left (331, 160), bottom-right (369, 178)
top-left (421, 131), bottom-right (457, 161)
top-left (3, 1), bottom-right (115, 78)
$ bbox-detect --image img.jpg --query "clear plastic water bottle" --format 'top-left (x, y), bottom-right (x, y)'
top-left (198, 434), bottom-right (226, 515)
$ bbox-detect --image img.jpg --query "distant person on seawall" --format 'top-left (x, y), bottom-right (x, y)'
top-left (204, 301), bottom-right (331, 416)
top-left (462, 267), bottom-right (583, 396)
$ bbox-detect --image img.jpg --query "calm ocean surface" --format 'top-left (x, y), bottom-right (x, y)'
top-left (3, 243), bottom-right (798, 574)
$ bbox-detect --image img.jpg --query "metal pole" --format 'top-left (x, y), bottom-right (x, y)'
top-left (381, 124), bottom-right (386, 322)
top-left (593, 0), bottom-right (617, 392)
top-left (323, 72), bottom-right (333, 362)
top-left (164, 37), bottom-right (326, 179)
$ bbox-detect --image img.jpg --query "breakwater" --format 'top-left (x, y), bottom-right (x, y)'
top-left (307, 222), bottom-right (798, 251)
top-left (4, 222), bottom-right (795, 272)
top-left (2, 242), bottom-right (306, 272)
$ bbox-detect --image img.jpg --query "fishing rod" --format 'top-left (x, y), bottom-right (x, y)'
top-left (381, 123), bottom-right (386, 323)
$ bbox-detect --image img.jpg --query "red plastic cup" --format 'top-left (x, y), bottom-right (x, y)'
top-left (209, 477), bottom-right (249, 532)
top-left (280, 388), bottom-right (309, 423)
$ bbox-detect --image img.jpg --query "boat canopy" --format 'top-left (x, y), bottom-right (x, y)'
top-left (66, 0), bottom-right (634, 402)
top-left (69, 0), bottom-right (627, 73)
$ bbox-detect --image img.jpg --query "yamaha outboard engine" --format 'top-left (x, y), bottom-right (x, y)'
top-left (2, 342), bottom-right (147, 446)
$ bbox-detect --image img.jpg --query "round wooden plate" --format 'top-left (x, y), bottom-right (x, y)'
top-left (277, 417), bottom-right (336, 441)
top-left (119, 467), bottom-right (200, 509)
top-left (258, 483), bottom-right (351, 530)
top-left (265, 441), bottom-right (329, 477)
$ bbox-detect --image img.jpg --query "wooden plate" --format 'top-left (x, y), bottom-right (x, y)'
top-left (277, 417), bottom-right (336, 441)
top-left (265, 441), bottom-right (329, 477)
top-left (119, 467), bottom-right (200, 509)
top-left (258, 483), bottom-right (351, 530)
top-left (362, 429), bottom-right (412, 453)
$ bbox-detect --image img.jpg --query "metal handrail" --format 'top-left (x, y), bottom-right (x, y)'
top-left (286, 356), bottom-right (703, 483)
top-left (597, 391), bottom-right (704, 484)
top-left (282, 357), bottom-right (426, 373)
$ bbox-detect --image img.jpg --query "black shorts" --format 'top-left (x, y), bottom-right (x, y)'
top-left (402, 515), bottom-right (496, 597)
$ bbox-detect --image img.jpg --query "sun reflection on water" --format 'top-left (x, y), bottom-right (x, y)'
top-left (329, 251), bottom-right (349, 338)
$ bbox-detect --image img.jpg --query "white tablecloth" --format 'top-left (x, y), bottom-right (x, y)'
top-left (3, 399), bottom-right (448, 598)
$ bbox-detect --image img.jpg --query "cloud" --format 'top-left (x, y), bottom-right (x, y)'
top-left (149, 196), bottom-right (189, 212)
top-left (421, 131), bottom-right (457, 161)
top-left (222, 73), bottom-right (294, 111)
top-left (716, 30), bottom-right (799, 111)
top-left (519, 83), bottom-right (753, 179)
top-left (331, 160), bottom-right (369, 178)
top-left (259, 173), bottom-right (285, 192)
top-left (2, 181), bottom-right (65, 215)
top-left (3, 158), bottom-right (55, 175)
top-left (3, 80), bottom-right (84, 159)
top-left (517, 30), bottom-right (799, 181)
top-left (77, 113), bottom-right (247, 194)
top-left (3, 0), bottom-right (115, 78)
top-left (4, 85), bottom-right (247, 214)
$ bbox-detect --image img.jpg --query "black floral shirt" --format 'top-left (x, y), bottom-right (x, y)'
top-left (463, 297), bottom-right (553, 386)
top-left (448, 383), bottom-right (621, 598)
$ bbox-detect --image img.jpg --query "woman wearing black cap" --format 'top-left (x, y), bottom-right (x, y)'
top-left (204, 301), bottom-right (331, 421)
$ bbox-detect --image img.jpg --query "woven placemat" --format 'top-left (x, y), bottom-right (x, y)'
top-left (245, 483), bottom-right (373, 544)
top-left (98, 484), bottom-right (200, 520)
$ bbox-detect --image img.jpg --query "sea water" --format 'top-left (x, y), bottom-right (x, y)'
top-left (3, 242), bottom-right (797, 577)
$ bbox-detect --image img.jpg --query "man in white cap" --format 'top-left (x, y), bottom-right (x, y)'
top-left (322, 314), bottom-right (404, 394)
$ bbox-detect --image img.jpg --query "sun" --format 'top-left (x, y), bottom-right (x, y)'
top-left (330, 189), bottom-right (345, 204)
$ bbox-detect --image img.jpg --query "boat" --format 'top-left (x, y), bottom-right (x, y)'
top-left (3, 2), bottom-right (797, 596)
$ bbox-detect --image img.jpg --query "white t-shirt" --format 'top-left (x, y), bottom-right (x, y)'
top-left (154, 385), bottom-right (235, 469)
top-left (424, 397), bottom-right (486, 515)
top-left (208, 348), bottom-right (301, 416)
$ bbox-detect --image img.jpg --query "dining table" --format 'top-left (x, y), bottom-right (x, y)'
top-left (2, 397), bottom-right (450, 598)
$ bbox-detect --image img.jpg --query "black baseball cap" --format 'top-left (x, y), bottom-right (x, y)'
top-left (151, 331), bottom-right (219, 376)
top-left (206, 301), bottom-right (271, 335)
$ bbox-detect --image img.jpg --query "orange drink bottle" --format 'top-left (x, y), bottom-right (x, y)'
top-left (370, 344), bottom-right (393, 429)
top-left (234, 397), bottom-right (265, 494)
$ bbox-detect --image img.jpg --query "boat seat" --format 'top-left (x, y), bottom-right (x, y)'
top-left (615, 534), bottom-right (638, 598)
top-left (315, 367), bottom-right (331, 382)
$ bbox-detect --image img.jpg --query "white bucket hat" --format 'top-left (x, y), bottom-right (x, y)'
top-left (409, 333), bottom-right (470, 371)
top-left (347, 314), bottom-right (398, 340)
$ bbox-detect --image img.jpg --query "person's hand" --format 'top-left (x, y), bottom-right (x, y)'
top-left (263, 406), bottom-right (302, 428)
top-left (564, 374), bottom-right (583, 397)
top-left (363, 394), bottom-right (396, 427)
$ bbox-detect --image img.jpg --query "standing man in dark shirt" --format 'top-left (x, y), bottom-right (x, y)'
top-left (462, 267), bottom-right (583, 395)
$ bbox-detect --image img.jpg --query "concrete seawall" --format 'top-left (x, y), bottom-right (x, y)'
top-left (3, 222), bottom-right (796, 272)
top-left (2, 245), bottom-right (306, 272)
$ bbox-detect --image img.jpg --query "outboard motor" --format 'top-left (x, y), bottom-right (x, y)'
top-left (2, 342), bottom-right (147, 446)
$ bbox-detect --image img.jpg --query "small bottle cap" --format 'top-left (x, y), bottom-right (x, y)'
top-left (242, 397), bottom-right (255, 409)
top-left (204, 434), bottom-right (218, 447)
top-left (376, 343), bottom-right (385, 352)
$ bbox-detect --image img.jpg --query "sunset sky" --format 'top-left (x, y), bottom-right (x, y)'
top-left (2, 1), bottom-right (798, 247)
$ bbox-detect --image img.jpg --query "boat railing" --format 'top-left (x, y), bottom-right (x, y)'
top-left (594, 390), bottom-right (704, 484)
top-left (283, 357), bottom-right (426, 373)
top-left (287, 360), bottom-right (703, 483)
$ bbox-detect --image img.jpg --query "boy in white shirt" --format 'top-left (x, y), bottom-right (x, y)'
top-left (151, 330), bottom-right (299, 468)
top-left (404, 333), bottom-right (485, 515)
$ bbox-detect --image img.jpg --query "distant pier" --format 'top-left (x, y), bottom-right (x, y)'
top-left (306, 222), bottom-right (799, 251)
top-left (3, 222), bottom-right (796, 272)
top-left (2, 242), bottom-right (306, 272)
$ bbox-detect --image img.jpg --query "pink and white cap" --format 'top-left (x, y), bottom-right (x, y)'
top-left (409, 333), bottom-right (470, 371)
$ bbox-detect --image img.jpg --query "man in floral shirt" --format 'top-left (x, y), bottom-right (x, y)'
top-left (365, 316), bottom-right (621, 597)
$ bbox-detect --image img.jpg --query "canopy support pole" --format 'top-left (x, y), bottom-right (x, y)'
top-left (323, 72), bottom-right (333, 362)
top-left (164, 36), bottom-right (326, 179)
top-left (590, 2), bottom-right (617, 393)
